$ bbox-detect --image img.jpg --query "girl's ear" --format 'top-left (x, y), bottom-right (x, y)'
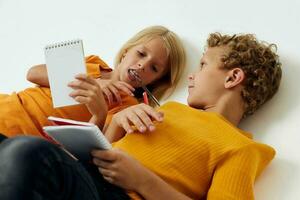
top-left (224, 68), bottom-right (245, 89)
top-left (121, 50), bottom-right (128, 61)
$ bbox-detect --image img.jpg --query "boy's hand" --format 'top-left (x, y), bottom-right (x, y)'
top-left (91, 148), bottom-right (153, 191)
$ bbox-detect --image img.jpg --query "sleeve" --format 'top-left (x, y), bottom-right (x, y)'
top-left (206, 143), bottom-right (275, 200)
top-left (85, 55), bottom-right (112, 78)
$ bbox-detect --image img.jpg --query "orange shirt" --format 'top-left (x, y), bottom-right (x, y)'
top-left (113, 102), bottom-right (275, 199)
top-left (0, 55), bottom-right (138, 137)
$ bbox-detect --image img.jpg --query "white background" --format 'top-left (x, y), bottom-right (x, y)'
top-left (0, 0), bottom-right (299, 199)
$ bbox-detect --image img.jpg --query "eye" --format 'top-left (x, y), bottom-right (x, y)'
top-left (137, 51), bottom-right (145, 57)
top-left (151, 65), bottom-right (158, 72)
top-left (199, 62), bottom-right (205, 70)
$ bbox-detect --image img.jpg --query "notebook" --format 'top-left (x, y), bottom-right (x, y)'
top-left (42, 116), bottom-right (112, 161)
top-left (44, 39), bottom-right (86, 108)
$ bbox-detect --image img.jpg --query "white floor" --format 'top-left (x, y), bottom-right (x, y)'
top-left (1, 0), bottom-right (300, 199)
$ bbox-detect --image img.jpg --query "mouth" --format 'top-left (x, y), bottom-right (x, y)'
top-left (128, 69), bottom-right (142, 83)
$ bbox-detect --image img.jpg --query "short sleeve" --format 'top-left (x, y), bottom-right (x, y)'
top-left (85, 55), bottom-right (112, 78)
top-left (206, 143), bottom-right (275, 200)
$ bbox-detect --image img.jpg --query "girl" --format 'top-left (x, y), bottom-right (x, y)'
top-left (0, 25), bottom-right (186, 137)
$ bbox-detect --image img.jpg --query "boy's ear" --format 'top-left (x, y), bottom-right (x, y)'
top-left (224, 68), bottom-right (245, 89)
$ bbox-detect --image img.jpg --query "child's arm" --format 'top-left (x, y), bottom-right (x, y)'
top-left (26, 64), bottom-right (50, 87)
top-left (91, 149), bottom-right (192, 200)
top-left (104, 117), bottom-right (126, 143)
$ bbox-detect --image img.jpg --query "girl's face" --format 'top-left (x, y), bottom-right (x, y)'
top-left (117, 37), bottom-right (169, 87)
top-left (187, 47), bottom-right (229, 109)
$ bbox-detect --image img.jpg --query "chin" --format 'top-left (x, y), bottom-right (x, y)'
top-left (187, 97), bottom-right (196, 107)
top-left (187, 97), bottom-right (203, 109)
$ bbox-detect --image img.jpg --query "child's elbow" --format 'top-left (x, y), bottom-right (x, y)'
top-left (26, 66), bottom-right (36, 82)
top-left (26, 64), bottom-right (46, 83)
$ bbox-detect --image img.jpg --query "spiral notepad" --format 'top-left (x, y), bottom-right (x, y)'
top-left (43, 117), bottom-right (112, 161)
top-left (44, 39), bottom-right (86, 108)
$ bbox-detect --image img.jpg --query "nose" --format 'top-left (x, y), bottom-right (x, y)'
top-left (188, 74), bottom-right (194, 80)
top-left (137, 63), bottom-right (145, 72)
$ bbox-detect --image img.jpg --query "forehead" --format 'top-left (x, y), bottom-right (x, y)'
top-left (138, 38), bottom-right (169, 66)
top-left (140, 37), bottom-right (166, 53)
top-left (201, 46), bottom-right (229, 61)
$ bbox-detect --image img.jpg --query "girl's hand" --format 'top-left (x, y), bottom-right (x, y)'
top-left (112, 103), bottom-right (164, 133)
top-left (68, 74), bottom-right (107, 120)
top-left (91, 148), bottom-right (153, 191)
top-left (96, 79), bottom-right (135, 106)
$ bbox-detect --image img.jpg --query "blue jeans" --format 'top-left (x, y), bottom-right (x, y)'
top-left (0, 134), bottom-right (130, 200)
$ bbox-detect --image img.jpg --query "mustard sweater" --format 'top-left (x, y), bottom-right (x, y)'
top-left (113, 102), bottom-right (275, 199)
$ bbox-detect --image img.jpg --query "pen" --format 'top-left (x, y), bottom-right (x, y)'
top-left (128, 69), bottom-right (160, 106)
top-left (143, 91), bottom-right (149, 105)
top-left (141, 85), bottom-right (160, 106)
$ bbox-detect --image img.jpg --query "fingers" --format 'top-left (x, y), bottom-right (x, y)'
top-left (134, 108), bottom-right (155, 131)
top-left (74, 74), bottom-right (96, 85)
top-left (115, 82), bottom-right (135, 96)
top-left (132, 104), bottom-right (164, 132)
top-left (95, 78), bottom-right (136, 106)
top-left (92, 151), bottom-right (117, 183)
top-left (107, 84), bottom-right (122, 104)
top-left (102, 84), bottom-right (123, 106)
top-left (115, 103), bottom-right (164, 133)
top-left (68, 74), bottom-right (104, 103)
top-left (126, 110), bottom-right (147, 132)
top-left (118, 116), bottom-right (134, 133)
top-left (98, 168), bottom-right (116, 184)
top-left (69, 88), bottom-right (92, 99)
top-left (141, 104), bottom-right (164, 122)
top-left (93, 158), bottom-right (109, 168)
top-left (68, 75), bottom-right (100, 94)
top-left (104, 81), bottom-right (136, 105)
top-left (68, 84), bottom-right (99, 105)
top-left (102, 87), bottom-right (114, 105)
top-left (91, 149), bottom-right (117, 162)
top-left (118, 82), bottom-right (135, 92)
top-left (70, 95), bottom-right (91, 104)
top-left (98, 168), bottom-right (115, 178)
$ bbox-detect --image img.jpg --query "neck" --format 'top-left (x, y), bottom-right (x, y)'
top-left (203, 93), bottom-right (244, 126)
top-left (111, 67), bottom-right (122, 81)
top-left (101, 70), bottom-right (118, 80)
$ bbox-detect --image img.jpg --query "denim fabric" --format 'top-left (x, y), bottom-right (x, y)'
top-left (0, 134), bottom-right (130, 200)
top-left (0, 133), bottom-right (6, 143)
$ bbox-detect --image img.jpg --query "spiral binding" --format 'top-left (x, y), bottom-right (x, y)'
top-left (45, 39), bottom-right (82, 50)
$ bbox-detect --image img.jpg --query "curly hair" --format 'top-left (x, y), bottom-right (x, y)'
top-left (207, 33), bottom-right (282, 117)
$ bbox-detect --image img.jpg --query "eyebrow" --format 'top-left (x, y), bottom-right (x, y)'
top-left (140, 45), bottom-right (166, 69)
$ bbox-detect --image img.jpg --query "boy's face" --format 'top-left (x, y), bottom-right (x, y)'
top-left (118, 37), bottom-right (169, 87)
top-left (187, 46), bottom-right (229, 109)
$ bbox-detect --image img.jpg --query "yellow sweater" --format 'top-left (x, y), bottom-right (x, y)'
top-left (0, 55), bottom-right (138, 137)
top-left (113, 101), bottom-right (275, 199)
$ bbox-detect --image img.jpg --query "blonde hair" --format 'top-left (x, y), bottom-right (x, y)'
top-left (114, 25), bottom-right (186, 104)
top-left (207, 33), bottom-right (282, 117)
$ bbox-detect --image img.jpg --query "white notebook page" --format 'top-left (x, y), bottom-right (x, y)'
top-left (44, 39), bottom-right (86, 108)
